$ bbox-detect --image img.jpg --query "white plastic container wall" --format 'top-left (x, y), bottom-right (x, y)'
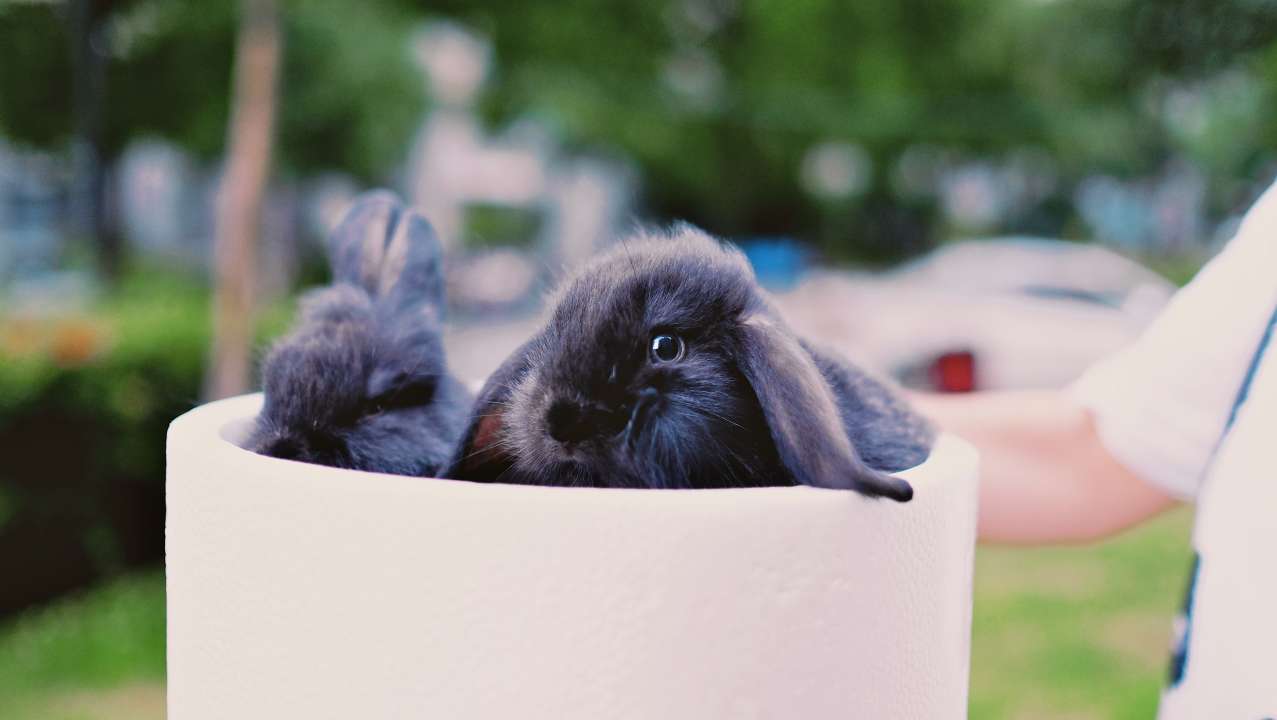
top-left (166, 393), bottom-right (979, 720)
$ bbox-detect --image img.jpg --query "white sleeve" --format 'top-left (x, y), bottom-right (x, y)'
top-left (1071, 180), bottom-right (1277, 500)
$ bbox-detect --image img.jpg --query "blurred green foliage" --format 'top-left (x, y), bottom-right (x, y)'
top-left (0, 2), bottom-right (73, 148)
top-left (0, 0), bottom-right (425, 180)
top-left (5, 0), bottom-right (1276, 258)
top-left (462, 204), bottom-right (544, 250)
top-left (429, 0), bottom-right (1277, 254)
top-left (0, 272), bottom-right (290, 613)
top-left (0, 274), bottom-right (206, 612)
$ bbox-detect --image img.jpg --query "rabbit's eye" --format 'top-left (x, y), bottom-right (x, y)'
top-left (649, 333), bottom-right (685, 363)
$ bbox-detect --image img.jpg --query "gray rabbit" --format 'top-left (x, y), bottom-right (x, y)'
top-left (446, 225), bottom-right (934, 501)
top-left (248, 191), bottom-right (471, 476)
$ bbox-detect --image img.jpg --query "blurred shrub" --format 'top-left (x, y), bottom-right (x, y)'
top-left (0, 272), bottom-right (288, 617)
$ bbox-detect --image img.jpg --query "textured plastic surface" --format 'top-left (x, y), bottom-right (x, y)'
top-left (166, 393), bottom-right (978, 719)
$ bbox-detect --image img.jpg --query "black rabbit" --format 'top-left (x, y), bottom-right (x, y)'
top-left (248, 191), bottom-right (471, 476)
top-left (446, 225), bottom-right (934, 500)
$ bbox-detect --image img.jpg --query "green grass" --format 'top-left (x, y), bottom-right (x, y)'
top-left (0, 573), bottom-right (165, 720)
top-left (0, 511), bottom-right (1192, 720)
top-left (971, 508), bottom-right (1193, 719)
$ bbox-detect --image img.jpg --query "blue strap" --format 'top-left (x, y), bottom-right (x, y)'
top-left (1168, 299), bottom-right (1277, 688)
top-left (1221, 301), bottom-right (1277, 434)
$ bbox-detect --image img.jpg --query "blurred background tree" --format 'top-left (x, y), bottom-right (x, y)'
top-left (419, 0), bottom-right (1277, 259)
top-left (0, 0), bottom-right (426, 280)
top-left (0, 0), bottom-right (423, 176)
top-left (206, 0), bottom-right (280, 400)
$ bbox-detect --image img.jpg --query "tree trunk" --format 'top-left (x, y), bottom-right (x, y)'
top-left (204, 0), bottom-right (282, 400)
top-left (69, 0), bottom-right (117, 280)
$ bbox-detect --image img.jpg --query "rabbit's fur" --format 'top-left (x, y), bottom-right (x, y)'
top-left (248, 191), bottom-right (470, 476)
top-left (447, 226), bottom-right (933, 500)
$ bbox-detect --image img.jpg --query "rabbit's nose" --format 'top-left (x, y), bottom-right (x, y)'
top-left (546, 400), bottom-right (621, 444)
top-left (264, 436), bottom-right (303, 461)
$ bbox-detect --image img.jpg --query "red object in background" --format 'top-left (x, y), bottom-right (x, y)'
top-left (930, 350), bottom-right (977, 393)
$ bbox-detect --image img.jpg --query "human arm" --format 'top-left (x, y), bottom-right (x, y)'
top-left (912, 390), bottom-right (1177, 544)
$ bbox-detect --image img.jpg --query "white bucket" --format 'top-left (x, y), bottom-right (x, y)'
top-left (166, 393), bottom-right (978, 719)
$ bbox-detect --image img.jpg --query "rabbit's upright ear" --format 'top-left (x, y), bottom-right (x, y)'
top-left (737, 314), bottom-right (913, 501)
top-left (329, 190), bottom-right (446, 324)
top-left (443, 338), bottom-right (538, 481)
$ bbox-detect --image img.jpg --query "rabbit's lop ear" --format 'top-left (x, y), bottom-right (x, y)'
top-left (444, 338), bottom-right (538, 481)
top-left (329, 190), bottom-right (447, 323)
top-left (738, 314), bottom-right (913, 502)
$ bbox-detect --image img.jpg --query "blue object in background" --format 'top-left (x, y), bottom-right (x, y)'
top-left (739, 237), bottom-right (809, 291)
